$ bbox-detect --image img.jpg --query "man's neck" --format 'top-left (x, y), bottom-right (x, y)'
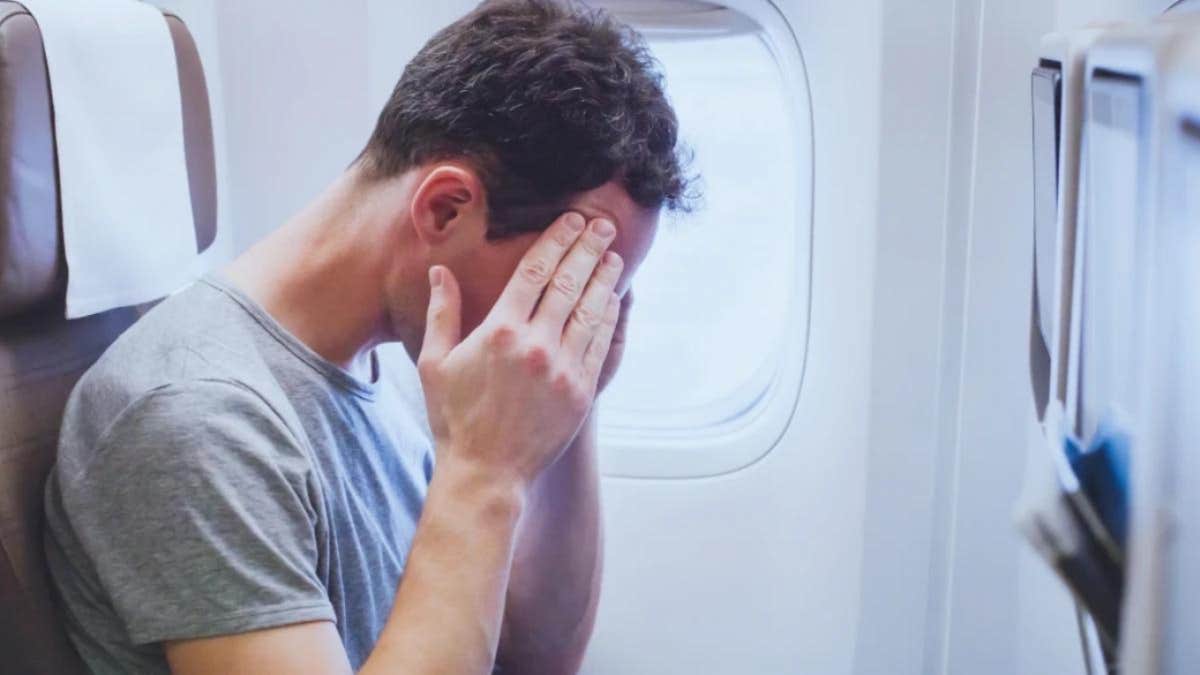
top-left (222, 170), bottom-right (400, 376)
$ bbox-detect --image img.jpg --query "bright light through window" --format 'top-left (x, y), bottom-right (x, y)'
top-left (600, 29), bottom-right (800, 433)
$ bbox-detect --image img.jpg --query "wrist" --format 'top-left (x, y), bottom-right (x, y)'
top-left (564, 412), bottom-right (598, 453)
top-left (431, 450), bottom-right (529, 528)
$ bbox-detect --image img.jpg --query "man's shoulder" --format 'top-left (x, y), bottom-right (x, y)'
top-left (55, 375), bottom-right (308, 494)
top-left (58, 282), bottom-right (295, 474)
top-left (96, 279), bottom-right (262, 374)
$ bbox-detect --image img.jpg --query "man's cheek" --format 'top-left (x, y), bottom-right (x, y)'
top-left (459, 288), bottom-right (495, 337)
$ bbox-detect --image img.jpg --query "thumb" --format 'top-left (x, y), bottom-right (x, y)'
top-left (419, 266), bottom-right (462, 365)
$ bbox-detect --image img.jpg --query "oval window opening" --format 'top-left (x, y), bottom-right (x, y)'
top-left (600, 14), bottom-right (800, 436)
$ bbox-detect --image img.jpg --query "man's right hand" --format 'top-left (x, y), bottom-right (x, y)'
top-left (416, 211), bottom-right (625, 490)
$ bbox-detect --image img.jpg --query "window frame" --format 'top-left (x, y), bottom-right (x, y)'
top-left (593, 0), bottom-right (814, 479)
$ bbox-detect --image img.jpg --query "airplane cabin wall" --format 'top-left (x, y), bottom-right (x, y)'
top-left (861, 0), bottom-right (1171, 674)
top-left (137, 0), bottom-right (1177, 673)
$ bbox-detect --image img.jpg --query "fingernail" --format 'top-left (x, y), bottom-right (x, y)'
top-left (605, 251), bottom-right (623, 268)
top-left (593, 219), bottom-right (615, 237)
top-left (429, 266), bottom-right (443, 288)
top-left (565, 213), bottom-right (586, 232)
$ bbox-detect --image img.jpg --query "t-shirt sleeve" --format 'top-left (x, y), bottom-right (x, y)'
top-left (59, 379), bottom-right (335, 646)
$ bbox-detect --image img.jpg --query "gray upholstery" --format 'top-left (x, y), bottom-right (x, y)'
top-left (0, 3), bottom-right (217, 672)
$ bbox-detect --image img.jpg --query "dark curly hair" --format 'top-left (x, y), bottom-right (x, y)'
top-left (356, 0), bottom-right (694, 239)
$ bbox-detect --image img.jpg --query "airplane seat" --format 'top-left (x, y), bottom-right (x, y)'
top-left (0, 2), bottom-right (216, 672)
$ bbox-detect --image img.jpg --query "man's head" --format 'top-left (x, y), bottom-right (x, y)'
top-left (354, 0), bottom-right (693, 343)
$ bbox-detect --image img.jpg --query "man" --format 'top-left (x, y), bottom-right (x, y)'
top-left (42, 1), bottom-right (692, 674)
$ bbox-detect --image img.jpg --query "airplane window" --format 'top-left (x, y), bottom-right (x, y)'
top-left (599, 28), bottom-right (800, 434)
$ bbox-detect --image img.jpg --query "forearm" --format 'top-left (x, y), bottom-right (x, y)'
top-left (361, 454), bottom-right (525, 675)
top-left (497, 413), bottom-right (605, 674)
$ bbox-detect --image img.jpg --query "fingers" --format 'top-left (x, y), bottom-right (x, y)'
top-left (561, 251), bottom-right (624, 358)
top-left (583, 292), bottom-right (622, 382)
top-left (418, 266), bottom-right (462, 367)
top-left (494, 212), bottom-right (587, 319)
top-left (532, 218), bottom-right (617, 333)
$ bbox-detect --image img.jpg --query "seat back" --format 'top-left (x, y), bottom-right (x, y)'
top-left (0, 3), bottom-right (216, 671)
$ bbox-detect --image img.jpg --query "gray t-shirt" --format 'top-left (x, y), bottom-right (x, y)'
top-left (43, 275), bottom-right (435, 674)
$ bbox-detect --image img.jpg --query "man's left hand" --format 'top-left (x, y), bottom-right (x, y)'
top-left (596, 291), bottom-right (633, 393)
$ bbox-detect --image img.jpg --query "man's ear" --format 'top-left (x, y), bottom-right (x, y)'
top-left (409, 164), bottom-right (486, 246)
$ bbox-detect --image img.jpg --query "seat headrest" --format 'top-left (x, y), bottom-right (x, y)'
top-left (0, 1), bottom-right (216, 320)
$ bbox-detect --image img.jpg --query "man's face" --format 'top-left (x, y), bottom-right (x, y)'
top-left (452, 180), bottom-right (660, 337)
